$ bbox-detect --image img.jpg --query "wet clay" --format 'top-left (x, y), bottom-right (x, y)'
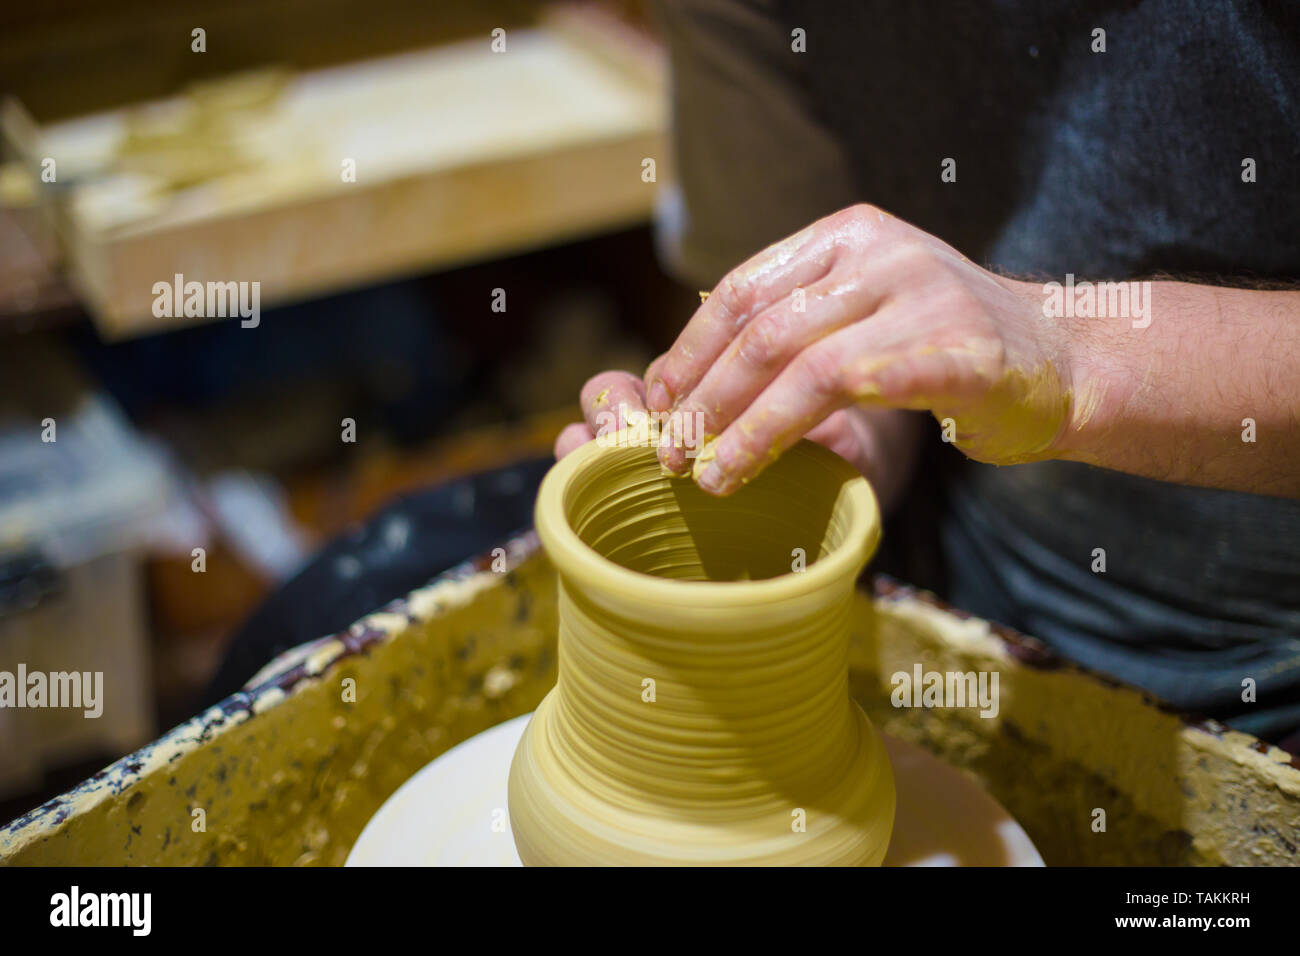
top-left (509, 434), bottom-right (895, 865)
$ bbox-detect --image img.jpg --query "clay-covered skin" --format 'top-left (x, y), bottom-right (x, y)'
top-left (640, 203), bottom-right (1082, 491)
top-left (509, 434), bottom-right (895, 865)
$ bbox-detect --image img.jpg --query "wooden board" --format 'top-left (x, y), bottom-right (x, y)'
top-left (3, 10), bottom-right (667, 338)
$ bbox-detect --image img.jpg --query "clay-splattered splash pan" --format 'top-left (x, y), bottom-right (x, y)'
top-left (3, 536), bottom-right (1298, 865)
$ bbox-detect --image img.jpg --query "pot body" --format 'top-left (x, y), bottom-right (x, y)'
top-left (509, 437), bottom-right (895, 865)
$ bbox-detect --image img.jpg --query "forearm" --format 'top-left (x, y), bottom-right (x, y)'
top-left (1056, 280), bottom-right (1300, 497)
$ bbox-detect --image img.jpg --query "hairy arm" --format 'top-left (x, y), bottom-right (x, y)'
top-left (1060, 280), bottom-right (1300, 497)
top-left (640, 204), bottom-right (1300, 500)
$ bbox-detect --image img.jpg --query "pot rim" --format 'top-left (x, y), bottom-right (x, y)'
top-left (534, 433), bottom-right (880, 607)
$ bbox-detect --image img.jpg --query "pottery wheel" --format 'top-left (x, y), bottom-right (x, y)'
top-left (346, 714), bottom-right (1044, 867)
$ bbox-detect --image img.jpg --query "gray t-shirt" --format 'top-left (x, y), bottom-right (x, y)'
top-left (654, 0), bottom-right (1300, 738)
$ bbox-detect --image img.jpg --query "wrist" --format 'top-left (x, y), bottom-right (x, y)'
top-left (1039, 276), bottom-right (1151, 465)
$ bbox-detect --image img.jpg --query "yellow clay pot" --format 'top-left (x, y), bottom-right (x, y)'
top-left (509, 434), bottom-right (895, 865)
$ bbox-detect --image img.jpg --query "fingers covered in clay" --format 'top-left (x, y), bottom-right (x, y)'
top-left (580, 371), bottom-right (647, 437)
top-left (648, 206), bottom-right (910, 478)
top-left (656, 269), bottom-right (895, 475)
top-left (645, 203), bottom-right (1073, 494)
top-left (645, 214), bottom-right (851, 417)
top-left (691, 305), bottom-right (978, 495)
top-left (557, 369), bottom-right (652, 460)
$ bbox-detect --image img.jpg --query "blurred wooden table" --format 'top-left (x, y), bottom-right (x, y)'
top-left (2, 7), bottom-right (667, 339)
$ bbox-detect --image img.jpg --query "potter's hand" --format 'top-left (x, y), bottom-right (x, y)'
top-left (562, 206), bottom-right (1300, 499)
top-left (555, 363), bottom-right (925, 513)
top-left (554, 370), bottom-right (648, 459)
top-left (647, 204), bottom-right (1077, 495)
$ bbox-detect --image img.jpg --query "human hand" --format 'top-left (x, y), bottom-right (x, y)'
top-left (646, 204), bottom-right (1081, 495)
top-left (553, 369), bottom-right (650, 460)
top-left (555, 363), bottom-right (926, 515)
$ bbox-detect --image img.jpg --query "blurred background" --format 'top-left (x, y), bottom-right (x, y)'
top-left (0, 0), bottom-right (699, 820)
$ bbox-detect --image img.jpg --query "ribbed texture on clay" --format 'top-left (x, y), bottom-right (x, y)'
top-left (510, 438), bottom-right (895, 865)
